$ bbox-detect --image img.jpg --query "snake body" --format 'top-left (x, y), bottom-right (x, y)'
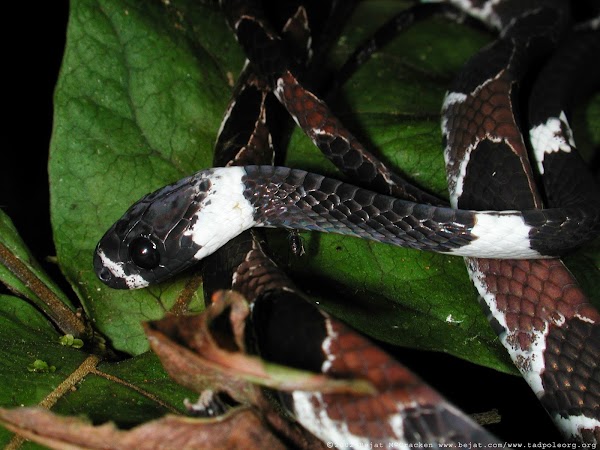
top-left (440, 0), bottom-right (600, 441)
top-left (93, 0), bottom-right (600, 444)
top-left (94, 163), bottom-right (599, 289)
top-left (199, 2), bottom-right (503, 445)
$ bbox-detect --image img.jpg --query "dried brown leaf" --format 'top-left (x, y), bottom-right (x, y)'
top-left (0, 407), bottom-right (286, 450)
top-left (145, 291), bottom-right (374, 398)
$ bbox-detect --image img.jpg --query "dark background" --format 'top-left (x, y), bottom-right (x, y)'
top-left (0, 0), bottom-right (577, 444)
top-left (2, 2), bottom-right (70, 259)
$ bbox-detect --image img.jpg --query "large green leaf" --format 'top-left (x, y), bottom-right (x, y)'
top-left (0, 211), bottom-right (75, 313)
top-left (50, 0), bottom-right (231, 354)
top-left (49, 0), bottom-right (599, 376)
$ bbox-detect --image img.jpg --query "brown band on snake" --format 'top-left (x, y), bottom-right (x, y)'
top-left (221, 0), bottom-right (445, 206)
top-left (228, 232), bottom-right (501, 445)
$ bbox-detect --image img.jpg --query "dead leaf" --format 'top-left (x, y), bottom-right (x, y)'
top-left (144, 291), bottom-right (374, 398)
top-left (0, 406), bottom-right (287, 450)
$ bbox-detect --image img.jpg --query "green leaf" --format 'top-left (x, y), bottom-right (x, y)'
top-left (50, 0), bottom-right (230, 354)
top-left (50, 352), bottom-right (196, 428)
top-left (0, 210), bottom-right (89, 339)
top-left (0, 295), bottom-right (197, 447)
top-left (0, 210), bottom-right (74, 311)
top-left (0, 295), bottom-right (85, 448)
top-left (49, 0), bottom-right (599, 376)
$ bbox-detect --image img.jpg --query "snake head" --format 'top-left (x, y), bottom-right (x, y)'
top-left (93, 167), bottom-right (258, 289)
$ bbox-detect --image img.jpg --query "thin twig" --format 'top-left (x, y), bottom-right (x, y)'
top-left (0, 241), bottom-right (87, 337)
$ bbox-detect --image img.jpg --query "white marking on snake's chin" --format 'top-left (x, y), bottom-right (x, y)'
top-left (529, 111), bottom-right (575, 175)
top-left (96, 249), bottom-right (150, 289)
top-left (446, 212), bottom-right (541, 259)
top-left (185, 167), bottom-right (257, 261)
top-left (291, 392), bottom-right (373, 448)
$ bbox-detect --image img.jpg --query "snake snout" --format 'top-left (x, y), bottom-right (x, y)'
top-left (93, 249), bottom-right (112, 284)
top-left (93, 246), bottom-right (131, 289)
top-left (97, 266), bottom-right (112, 284)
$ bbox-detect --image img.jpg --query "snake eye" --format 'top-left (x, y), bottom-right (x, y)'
top-left (129, 237), bottom-right (160, 270)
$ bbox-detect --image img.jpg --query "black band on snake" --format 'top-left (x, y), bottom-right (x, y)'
top-left (93, 0), bottom-right (600, 444)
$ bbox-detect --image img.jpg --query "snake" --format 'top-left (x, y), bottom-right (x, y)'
top-left (440, 3), bottom-right (600, 442)
top-left (94, 161), bottom-right (598, 290)
top-left (93, 0), bottom-right (600, 444)
top-left (197, 2), bottom-right (503, 445)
